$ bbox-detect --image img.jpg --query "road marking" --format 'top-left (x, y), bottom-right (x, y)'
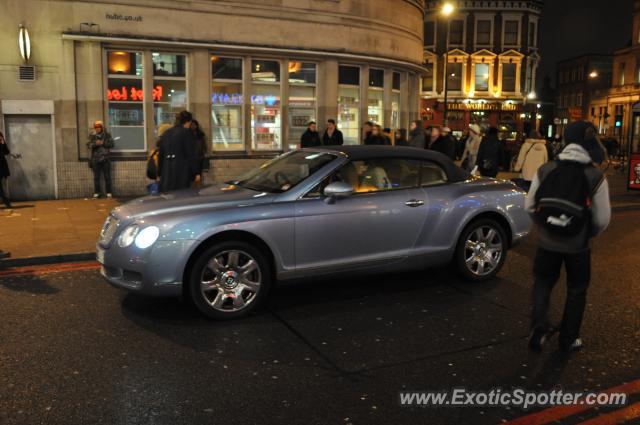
top-left (503, 378), bottom-right (640, 425)
top-left (0, 261), bottom-right (100, 278)
top-left (577, 402), bottom-right (640, 425)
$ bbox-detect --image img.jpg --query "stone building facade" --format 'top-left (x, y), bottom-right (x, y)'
top-left (420, 0), bottom-right (542, 139)
top-left (0, 0), bottom-right (425, 200)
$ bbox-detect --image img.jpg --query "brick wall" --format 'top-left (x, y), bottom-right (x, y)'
top-left (56, 158), bottom-right (269, 199)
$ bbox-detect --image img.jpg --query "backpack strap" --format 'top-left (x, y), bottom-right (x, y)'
top-left (584, 165), bottom-right (604, 197)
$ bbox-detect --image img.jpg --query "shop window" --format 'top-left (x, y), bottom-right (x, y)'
top-left (106, 51), bottom-right (145, 151)
top-left (212, 56), bottom-right (242, 80)
top-left (476, 20), bottom-right (491, 45)
top-left (251, 60), bottom-right (281, 150)
top-left (475, 63), bottom-right (490, 92)
top-left (422, 63), bottom-right (434, 92)
top-left (211, 56), bottom-right (244, 151)
top-left (504, 20), bottom-right (519, 46)
top-left (502, 63), bottom-right (517, 92)
top-left (449, 20), bottom-right (464, 45)
top-left (252, 60), bottom-right (280, 83)
top-left (288, 62), bottom-right (317, 150)
top-left (153, 53), bottom-right (187, 134)
top-left (392, 72), bottom-right (401, 129)
top-left (368, 69), bottom-right (384, 126)
top-left (447, 62), bottom-right (463, 91)
top-left (338, 65), bottom-right (360, 145)
top-left (424, 21), bottom-right (435, 47)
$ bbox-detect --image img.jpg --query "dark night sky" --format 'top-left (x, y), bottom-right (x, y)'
top-left (539, 0), bottom-right (634, 86)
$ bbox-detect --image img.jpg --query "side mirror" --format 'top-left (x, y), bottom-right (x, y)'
top-left (323, 181), bottom-right (354, 204)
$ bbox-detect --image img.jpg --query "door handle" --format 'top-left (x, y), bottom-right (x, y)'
top-left (405, 199), bottom-right (424, 207)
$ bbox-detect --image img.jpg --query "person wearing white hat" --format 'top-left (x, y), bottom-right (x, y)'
top-left (461, 124), bottom-right (482, 171)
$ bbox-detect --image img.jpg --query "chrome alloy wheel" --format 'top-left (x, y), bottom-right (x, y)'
top-left (200, 250), bottom-right (262, 313)
top-left (463, 226), bottom-right (503, 277)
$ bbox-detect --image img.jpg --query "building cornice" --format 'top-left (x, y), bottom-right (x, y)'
top-left (425, 1), bottom-right (543, 14)
top-left (61, 32), bottom-right (428, 72)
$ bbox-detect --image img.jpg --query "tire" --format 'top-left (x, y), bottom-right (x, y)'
top-left (188, 240), bottom-right (272, 320)
top-left (454, 218), bottom-right (508, 282)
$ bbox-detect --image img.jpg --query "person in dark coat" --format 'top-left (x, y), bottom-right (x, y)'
top-left (394, 128), bottom-right (408, 146)
top-left (0, 131), bottom-right (12, 209)
top-left (362, 121), bottom-right (374, 145)
top-left (158, 111), bottom-right (201, 193)
top-left (476, 127), bottom-right (503, 177)
top-left (408, 120), bottom-right (426, 149)
top-left (87, 120), bottom-right (114, 198)
top-left (300, 121), bottom-right (321, 148)
top-left (365, 125), bottom-right (389, 145)
top-left (190, 119), bottom-right (208, 187)
top-left (429, 126), bottom-right (457, 161)
top-left (322, 119), bottom-right (344, 146)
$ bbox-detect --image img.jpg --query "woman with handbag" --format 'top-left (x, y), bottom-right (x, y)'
top-left (514, 130), bottom-right (549, 191)
top-left (460, 124), bottom-right (482, 171)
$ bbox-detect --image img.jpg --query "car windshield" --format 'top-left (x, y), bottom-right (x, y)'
top-left (229, 151), bottom-right (337, 193)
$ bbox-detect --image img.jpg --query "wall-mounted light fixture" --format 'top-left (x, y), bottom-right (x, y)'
top-left (19, 24), bottom-right (31, 64)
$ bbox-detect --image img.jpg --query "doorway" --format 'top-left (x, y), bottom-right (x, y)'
top-left (4, 115), bottom-right (56, 200)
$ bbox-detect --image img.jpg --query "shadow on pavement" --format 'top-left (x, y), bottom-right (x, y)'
top-left (0, 274), bottom-right (60, 294)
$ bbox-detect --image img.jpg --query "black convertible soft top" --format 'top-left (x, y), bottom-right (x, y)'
top-left (310, 145), bottom-right (471, 183)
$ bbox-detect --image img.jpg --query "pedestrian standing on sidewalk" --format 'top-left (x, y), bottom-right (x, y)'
top-left (526, 121), bottom-right (611, 353)
top-left (322, 119), bottom-right (344, 146)
top-left (190, 119), bottom-right (208, 187)
top-left (475, 127), bottom-right (503, 177)
top-left (300, 121), bottom-right (321, 148)
top-left (158, 111), bottom-right (200, 193)
top-left (461, 124), bottom-right (482, 172)
top-left (87, 121), bottom-right (114, 199)
top-left (0, 131), bottom-right (13, 209)
top-left (513, 130), bottom-right (549, 191)
top-left (407, 120), bottom-right (426, 149)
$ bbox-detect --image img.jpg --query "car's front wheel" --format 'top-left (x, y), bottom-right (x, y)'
top-left (189, 241), bottom-right (272, 320)
top-left (454, 219), bottom-right (508, 282)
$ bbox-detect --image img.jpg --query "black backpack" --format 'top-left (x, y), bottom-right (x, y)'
top-left (533, 161), bottom-right (603, 237)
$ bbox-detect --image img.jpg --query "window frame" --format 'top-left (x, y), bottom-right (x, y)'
top-left (104, 49), bottom-right (148, 153)
top-left (474, 16), bottom-right (494, 48)
top-left (502, 17), bottom-right (521, 48)
top-left (211, 55), bottom-right (245, 153)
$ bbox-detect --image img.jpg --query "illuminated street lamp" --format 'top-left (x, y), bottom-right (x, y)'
top-left (589, 71), bottom-right (599, 79)
top-left (442, 2), bottom-right (455, 125)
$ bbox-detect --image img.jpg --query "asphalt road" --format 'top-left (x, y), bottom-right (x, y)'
top-left (1, 211), bottom-right (639, 425)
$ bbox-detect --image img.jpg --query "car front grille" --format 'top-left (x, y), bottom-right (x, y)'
top-left (100, 215), bottom-right (119, 246)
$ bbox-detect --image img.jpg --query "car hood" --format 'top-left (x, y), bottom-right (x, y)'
top-left (113, 184), bottom-right (277, 221)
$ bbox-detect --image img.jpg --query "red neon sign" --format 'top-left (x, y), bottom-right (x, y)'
top-left (107, 85), bottom-right (163, 102)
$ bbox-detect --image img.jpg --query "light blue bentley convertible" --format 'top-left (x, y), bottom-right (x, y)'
top-left (97, 146), bottom-right (531, 319)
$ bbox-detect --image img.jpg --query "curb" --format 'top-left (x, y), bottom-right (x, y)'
top-left (1, 252), bottom-right (95, 268)
top-left (612, 203), bottom-right (640, 212)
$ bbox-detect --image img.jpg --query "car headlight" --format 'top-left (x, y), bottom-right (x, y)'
top-left (135, 226), bottom-right (160, 249)
top-left (117, 225), bottom-right (139, 248)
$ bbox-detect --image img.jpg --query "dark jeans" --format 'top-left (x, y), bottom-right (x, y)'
top-left (532, 247), bottom-right (591, 347)
top-left (92, 160), bottom-right (112, 195)
top-left (0, 177), bottom-right (10, 207)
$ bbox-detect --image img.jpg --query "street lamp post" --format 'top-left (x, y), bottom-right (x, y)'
top-left (442, 2), bottom-right (454, 126)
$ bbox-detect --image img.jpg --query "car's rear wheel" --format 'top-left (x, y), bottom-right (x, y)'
top-left (454, 219), bottom-right (508, 282)
top-left (189, 241), bottom-right (271, 320)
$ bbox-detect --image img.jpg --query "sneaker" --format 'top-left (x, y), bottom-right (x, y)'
top-left (560, 338), bottom-right (583, 353)
top-left (0, 250), bottom-right (11, 260)
top-left (528, 326), bottom-right (556, 352)
top-left (92, 193), bottom-right (100, 199)
top-left (106, 193), bottom-right (113, 199)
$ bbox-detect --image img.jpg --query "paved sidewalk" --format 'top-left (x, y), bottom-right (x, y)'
top-left (0, 172), bottom-right (638, 265)
top-left (0, 198), bottom-right (120, 263)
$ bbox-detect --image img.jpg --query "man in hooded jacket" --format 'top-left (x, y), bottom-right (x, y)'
top-left (525, 121), bottom-right (610, 353)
